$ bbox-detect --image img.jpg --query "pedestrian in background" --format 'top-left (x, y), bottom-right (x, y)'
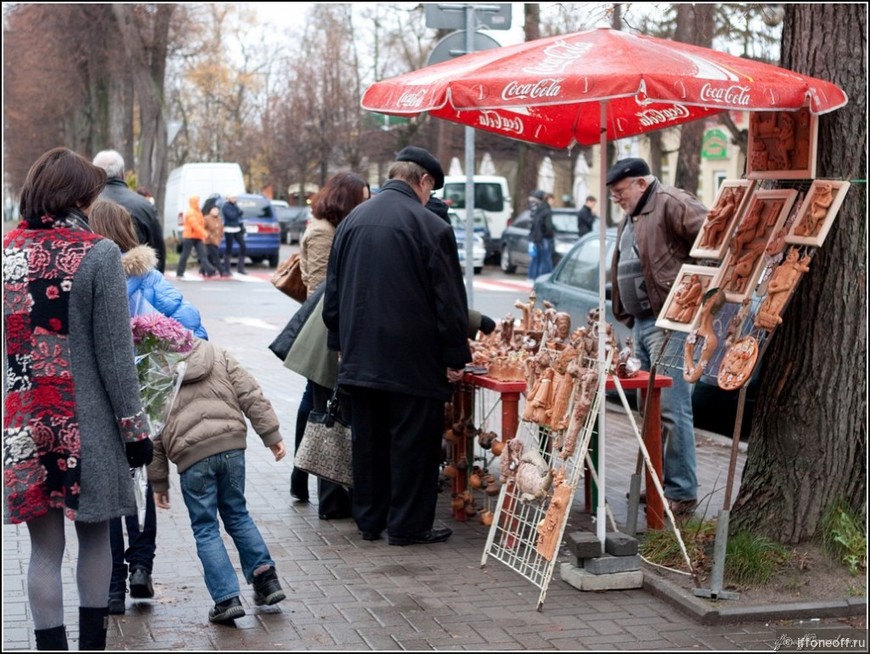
top-left (201, 205), bottom-right (224, 276)
top-left (93, 149), bottom-right (167, 273)
top-left (149, 338), bottom-right (287, 624)
top-left (176, 195), bottom-right (217, 278)
top-left (221, 194), bottom-right (247, 275)
top-left (3, 147), bottom-right (153, 650)
top-left (607, 157), bottom-right (707, 520)
top-left (285, 172), bottom-right (370, 519)
top-left (528, 190), bottom-right (554, 279)
top-left (323, 146), bottom-right (471, 546)
top-left (89, 198), bottom-right (209, 615)
top-left (577, 195), bottom-right (597, 238)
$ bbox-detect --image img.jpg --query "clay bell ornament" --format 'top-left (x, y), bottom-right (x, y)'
top-left (478, 430), bottom-right (497, 449)
top-left (490, 439), bottom-right (505, 456)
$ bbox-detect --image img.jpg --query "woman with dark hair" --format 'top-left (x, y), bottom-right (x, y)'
top-left (286, 172), bottom-right (369, 517)
top-left (3, 148), bottom-right (153, 650)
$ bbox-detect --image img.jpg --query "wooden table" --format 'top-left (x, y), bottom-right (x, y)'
top-left (453, 370), bottom-right (672, 529)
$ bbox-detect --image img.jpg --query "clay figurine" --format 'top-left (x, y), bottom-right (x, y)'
top-left (795, 182), bottom-right (834, 237)
top-left (754, 246), bottom-right (811, 330)
top-left (499, 439), bottom-right (524, 484)
top-left (683, 288), bottom-right (725, 383)
top-left (514, 447), bottom-right (553, 503)
top-left (699, 186), bottom-right (739, 249)
top-left (535, 468), bottom-right (571, 561)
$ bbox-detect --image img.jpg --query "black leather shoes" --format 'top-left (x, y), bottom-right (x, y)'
top-left (388, 527), bottom-right (453, 546)
top-left (108, 595), bottom-right (125, 615)
top-left (359, 531), bottom-right (382, 541)
top-left (129, 567), bottom-right (154, 599)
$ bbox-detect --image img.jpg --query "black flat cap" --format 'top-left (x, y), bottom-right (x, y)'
top-left (606, 158), bottom-right (651, 186)
top-left (395, 146), bottom-right (444, 190)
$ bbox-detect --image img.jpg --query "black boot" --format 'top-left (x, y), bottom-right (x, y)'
top-left (34, 625), bottom-right (68, 651)
top-left (78, 607), bottom-right (108, 651)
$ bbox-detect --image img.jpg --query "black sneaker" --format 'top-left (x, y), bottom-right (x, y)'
top-left (208, 596), bottom-right (245, 623)
top-left (129, 567), bottom-right (154, 598)
top-left (388, 526), bottom-right (453, 546)
top-left (252, 567), bottom-right (286, 606)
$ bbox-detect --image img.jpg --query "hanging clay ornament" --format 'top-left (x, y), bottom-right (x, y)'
top-left (718, 335), bottom-right (760, 390)
top-left (683, 288), bottom-right (726, 383)
top-left (490, 439), bottom-right (505, 456)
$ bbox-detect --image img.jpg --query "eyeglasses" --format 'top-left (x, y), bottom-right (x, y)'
top-left (609, 178), bottom-right (639, 201)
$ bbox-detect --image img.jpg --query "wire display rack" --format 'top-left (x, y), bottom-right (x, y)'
top-left (479, 358), bottom-right (603, 610)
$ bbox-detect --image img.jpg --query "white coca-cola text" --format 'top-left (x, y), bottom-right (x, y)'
top-left (478, 111), bottom-right (524, 135)
top-left (501, 79), bottom-right (563, 101)
top-left (637, 105), bottom-right (692, 127)
top-left (523, 39), bottom-right (592, 75)
top-left (699, 84), bottom-right (751, 106)
top-left (397, 90), bottom-right (427, 108)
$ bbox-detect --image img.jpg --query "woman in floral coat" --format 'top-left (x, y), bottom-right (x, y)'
top-left (2, 147), bottom-right (153, 650)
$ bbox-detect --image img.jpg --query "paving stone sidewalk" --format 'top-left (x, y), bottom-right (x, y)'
top-left (3, 348), bottom-right (858, 651)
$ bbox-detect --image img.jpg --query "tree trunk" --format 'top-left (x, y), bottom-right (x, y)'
top-left (731, 4), bottom-right (866, 543)
top-left (673, 4), bottom-right (714, 195)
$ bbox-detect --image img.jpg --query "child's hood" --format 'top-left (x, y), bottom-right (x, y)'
top-left (181, 338), bottom-right (215, 384)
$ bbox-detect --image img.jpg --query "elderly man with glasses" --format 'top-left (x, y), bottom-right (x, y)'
top-left (606, 157), bottom-right (708, 521)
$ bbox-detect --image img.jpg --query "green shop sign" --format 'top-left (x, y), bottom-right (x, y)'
top-left (701, 128), bottom-right (728, 160)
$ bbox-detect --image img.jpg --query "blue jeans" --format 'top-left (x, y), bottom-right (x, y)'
top-left (633, 317), bottom-right (697, 502)
top-left (179, 450), bottom-right (274, 604)
top-left (528, 237), bottom-right (554, 279)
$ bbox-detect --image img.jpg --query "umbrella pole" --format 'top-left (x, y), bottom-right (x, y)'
top-left (595, 100), bottom-right (609, 552)
top-left (462, 10), bottom-right (475, 305)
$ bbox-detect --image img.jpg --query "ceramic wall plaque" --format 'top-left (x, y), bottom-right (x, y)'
top-left (656, 264), bottom-right (718, 333)
top-left (785, 179), bottom-right (851, 248)
top-left (747, 107), bottom-right (817, 180)
top-left (691, 179), bottom-right (756, 260)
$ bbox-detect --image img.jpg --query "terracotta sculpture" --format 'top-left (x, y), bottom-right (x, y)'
top-left (514, 446), bottom-right (553, 503)
top-left (535, 468), bottom-right (571, 561)
top-left (775, 112), bottom-right (796, 169)
top-left (560, 367), bottom-right (598, 460)
top-left (683, 288), bottom-right (725, 383)
top-left (616, 336), bottom-right (641, 378)
top-left (754, 246), bottom-right (811, 330)
top-left (549, 311), bottom-right (572, 346)
top-left (718, 335), bottom-right (760, 391)
top-left (765, 227), bottom-right (788, 258)
top-left (514, 291), bottom-right (537, 333)
top-left (726, 237), bottom-right (767, 294)
top-left (730, 201), bottom-right (765, 256)
top-left (699, 187), bottom-right (739, 249)
top-left (795, 182), bottom-right (834, 237)
top-left (668, 273), bottom-right (703, 323)
top-left (499, 438), bottom-right (523, 483)
top-left (548, 346), bottom-right (578, 431)
top-left (522, 348), bottom-right (553, 421)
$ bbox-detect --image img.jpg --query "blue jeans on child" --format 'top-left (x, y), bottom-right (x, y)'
top-left (633, 317), bottom-right (697, 502)
top-left (179, 449), bottom-right (275, 604)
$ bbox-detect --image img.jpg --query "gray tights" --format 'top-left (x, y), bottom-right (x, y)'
top-left (26, 510), bottom-right (111, 629)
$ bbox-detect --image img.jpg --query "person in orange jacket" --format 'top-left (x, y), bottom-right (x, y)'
top-left (176, 195), bottom-right (218, 278)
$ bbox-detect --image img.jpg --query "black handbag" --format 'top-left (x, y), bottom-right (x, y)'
top-left (294, 388), bottom-right (353, 487)
top-left (268, 283), bottom-right (325, 361)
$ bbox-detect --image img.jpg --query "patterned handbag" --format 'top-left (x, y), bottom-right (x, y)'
top-left (294, 389), bottom-right (353, 487)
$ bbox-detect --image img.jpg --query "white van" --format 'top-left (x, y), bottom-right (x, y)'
top-left (433, 175), bottom-right (512, 256)
top-left (162, 163), bottom-right (246, 241)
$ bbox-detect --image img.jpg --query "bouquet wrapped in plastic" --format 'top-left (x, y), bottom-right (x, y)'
top-left (131, 313), bottom-right (194, 439)
top-left (129, 313), bottom-right (194, 530)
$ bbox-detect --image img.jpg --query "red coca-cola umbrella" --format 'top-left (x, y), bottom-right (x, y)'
top-left (361, 27), bottom-right (847, 149)
top-left (362, 27), bottom-right (847, 554)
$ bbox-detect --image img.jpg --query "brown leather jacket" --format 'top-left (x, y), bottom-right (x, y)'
top-left (610, 179), bottom-right (707, 328)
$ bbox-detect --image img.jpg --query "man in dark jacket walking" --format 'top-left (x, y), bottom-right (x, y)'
top-left (323, 146), bottom-right (471, 546)
top-left (528, 190), bottom-right (554, 279)
top-left (93, 150), bottom-right (166, 272)
top-left (221, 195), bottom-right (247, 275)
top-left (577, 195), bottom-right (597, 238)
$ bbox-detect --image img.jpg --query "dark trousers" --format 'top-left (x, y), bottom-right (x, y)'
top-left (223, 231), bottom-right (247, 273)
top-left (346, 387), bottom-right (443, 539)
top-left (201, 243), bottom-right (221, 274)
top-left (109, 482), bottom-right (156, 597)
top-left (177, 238), bottom-right (215, 276)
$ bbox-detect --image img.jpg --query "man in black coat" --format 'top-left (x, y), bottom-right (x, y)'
top-left (577, 195), bottom-right (597, 238)
top-left (323, 146), bottom-right (471, 546)
top-left (93, 150), bottom-right (166, 272)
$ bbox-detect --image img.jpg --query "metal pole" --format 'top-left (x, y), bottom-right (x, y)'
top-left (596, 100), bottom-right (608, 552)
top-left (463, 6), bottom-right (476, 306)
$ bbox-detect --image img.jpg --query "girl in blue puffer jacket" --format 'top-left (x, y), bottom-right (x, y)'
top-left (88, 198), bottom-right (207, 615)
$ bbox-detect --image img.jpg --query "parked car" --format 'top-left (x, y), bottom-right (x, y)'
top-left (216, 193), bottom-right (281, 267)
top-left (448, 209), bottom-right (487, 274)
top-left (272, 200), bottom-right (309, 244)
top-left (500, 208), bottom-right (581, 275)
top-left (532, 230), bottom-right (757, 438)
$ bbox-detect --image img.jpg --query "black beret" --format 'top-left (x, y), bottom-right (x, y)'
top-left (395, 146), bottom-right (445, 190)
top-left (606, 158), bottom-right (651, 186)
